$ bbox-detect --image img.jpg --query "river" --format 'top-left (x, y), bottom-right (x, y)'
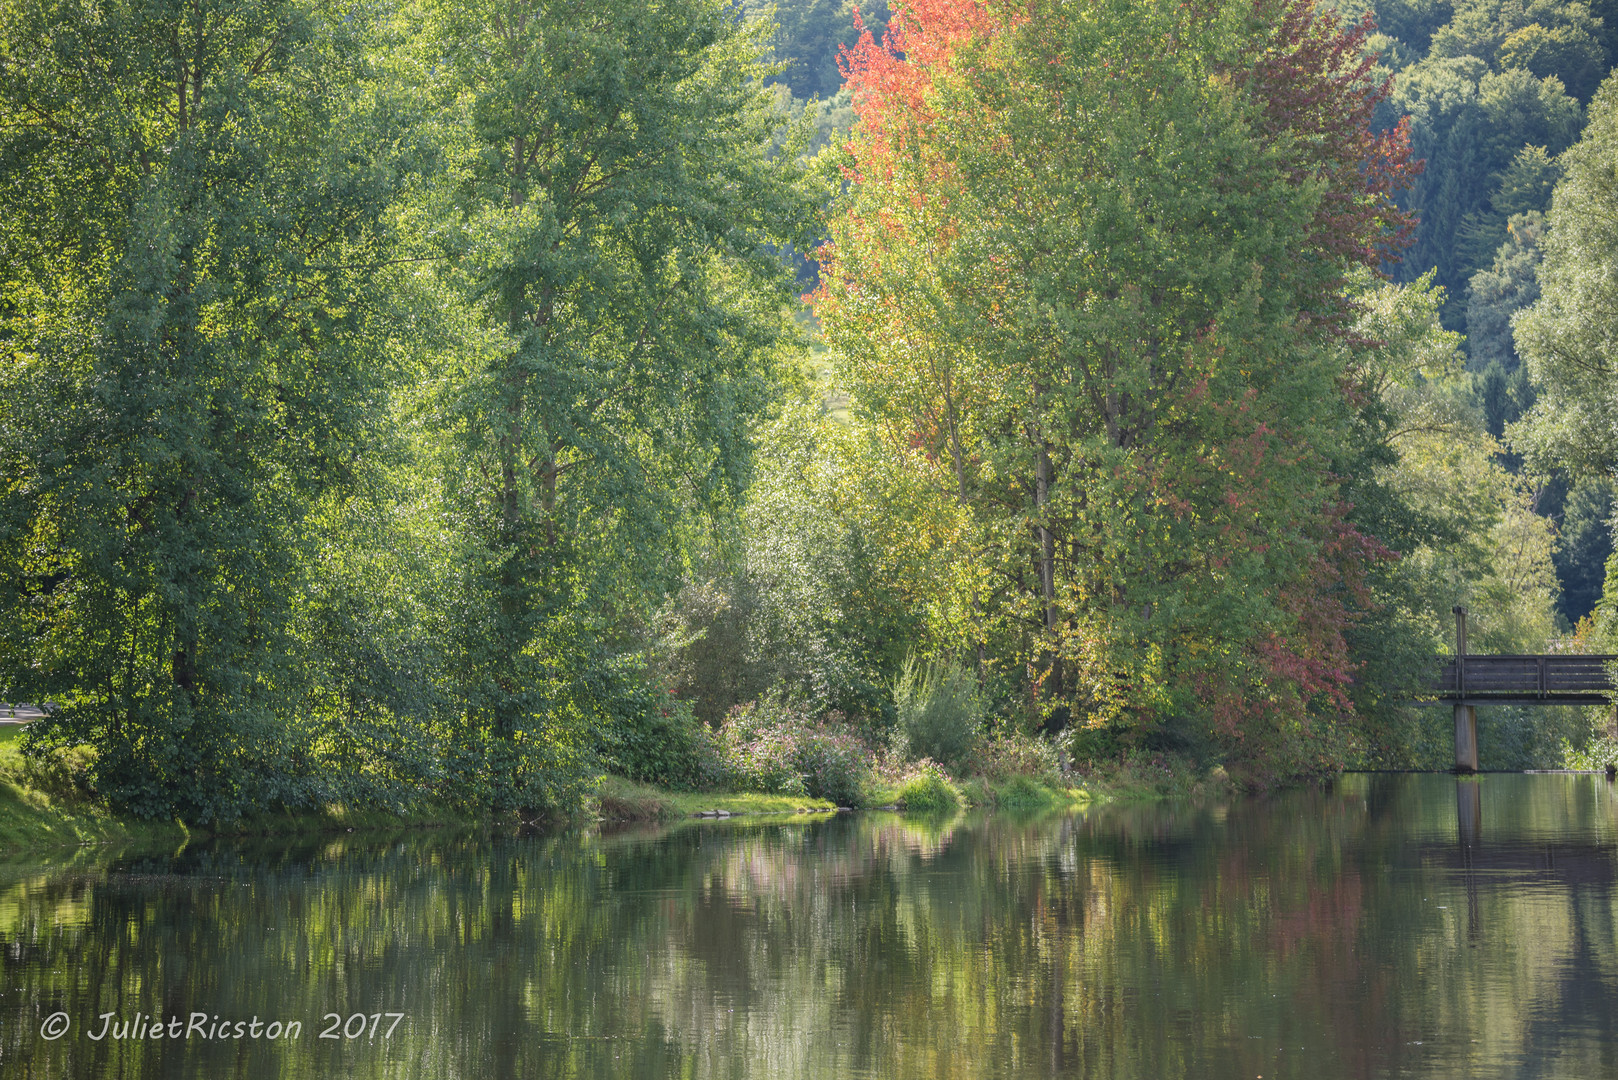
top-left (4, 773), bottom-right (1618, 1078)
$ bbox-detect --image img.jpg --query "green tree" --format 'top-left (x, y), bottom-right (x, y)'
top-left (1429, 0), bottom-right (1607, 85)
top-left (741, 0), bottom-right (889, 102)
top-left (1552, 476), bottom-right (1614, 622)
top-left (1395, 59), bottom-right (1581, 312)
top-left (420, 0), bottom-right (822, 809)
top-left (818, 0), bottom-right (1419, 776)
top-left (0, 0), bottom-right (416, 819)
top-left (1465, 209), bottom-right (1548, 376)
top-left (1513, 72), bottom-right (1618, 474)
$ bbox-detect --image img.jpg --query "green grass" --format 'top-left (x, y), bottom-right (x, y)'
top-left (894, 769), bottom-right (961, 813)
top-left (595, 776), bottom-right (837, 822)
top-left (960, 775), bottom-right (1091, 810)
top-left (868, 768), bottom-right (1092, 815)
top-left (0, 732), bottom-right (187, 854)
top-left (0, 745), bottom-right (834, 856)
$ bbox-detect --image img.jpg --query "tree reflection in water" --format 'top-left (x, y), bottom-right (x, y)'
top-left (5, 774), bottom-right (1618, 1079)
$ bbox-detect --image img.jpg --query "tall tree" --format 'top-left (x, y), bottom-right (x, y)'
top-left (1394, 57), bottom-right (1582, 316)
top-left (816, 0), bottom-right (1418, 775)
top-left (0, 0), bottom-right (413, 819)
top-left (422, 0), bottom-right (821, 809)
top-left (1512, 71), bottom-right (1618, 474)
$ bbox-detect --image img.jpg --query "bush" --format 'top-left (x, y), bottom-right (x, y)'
top-left (892, 655), bottom-right (983, 770)
top-left (596, 687), bottom-right (725, 791)
top-left (18, 743), bottom-right (97, 803)
top-left (719, 699), bottom-right (873, 805)
top-left (994, 774), bottom-right (1056, 809)
top-left (973, 731), bottom-right (1064, 783)
top-left (896, 759), bottom-right (960, 813)
top-left (722, 711), bottom-right (806, 796)
top-left (1054, 721), bottom-right (1135, 768)
top-left (791, 723), bottom-right (870, 807)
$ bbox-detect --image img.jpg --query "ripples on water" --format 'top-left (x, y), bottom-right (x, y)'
top-left (4, 773), bottom-right (1618, 1079)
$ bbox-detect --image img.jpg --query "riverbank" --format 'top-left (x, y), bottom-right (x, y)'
top-left (0, 728), bottom-right (494, 857)
top-left (595, 771), bottom-right (1097, 823)
top-left (1, 724), bottom-right (1226, 856)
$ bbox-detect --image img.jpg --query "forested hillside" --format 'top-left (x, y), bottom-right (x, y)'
top-left (4, 0), bottom-right (1618, 823)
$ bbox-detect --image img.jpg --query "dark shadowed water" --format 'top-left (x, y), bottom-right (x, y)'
top-left (5, 773), bottom-right (1618, 1079)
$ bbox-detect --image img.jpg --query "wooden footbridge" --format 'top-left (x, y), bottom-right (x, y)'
top-left (1419, 607), bottom-right (1617, 772)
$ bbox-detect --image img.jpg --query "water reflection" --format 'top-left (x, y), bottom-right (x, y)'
top-left (3, 776), bottom-right (1618, 1078)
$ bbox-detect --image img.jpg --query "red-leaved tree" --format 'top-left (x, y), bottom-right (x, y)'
top-left (816, 0), bottom-right (1420, 779)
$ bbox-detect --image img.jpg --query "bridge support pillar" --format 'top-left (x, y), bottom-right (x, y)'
top-left (1454, 703), bottom-right (1478, 774)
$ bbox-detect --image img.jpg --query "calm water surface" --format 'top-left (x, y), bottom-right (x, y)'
top-left (4, 773), bottom-right (1618, 1079)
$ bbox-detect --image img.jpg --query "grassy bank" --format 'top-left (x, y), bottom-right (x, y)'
top-left (0, 725), bottom-right (185, 853)
top-left (595, 775), bottom-right (840, 821)
top-left (0, 727), bottom-right (842, 854)
top-left (2, 722), bottom-right (1228, 858)
top-left (601, 772), bottom-right (1096, 823)
top-left (0, 726), bottom-right (494, 857)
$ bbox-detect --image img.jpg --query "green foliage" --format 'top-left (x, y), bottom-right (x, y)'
top-left (649, 572), bottom-right (768, 728)
top-left (1355, 0), bottom-right (1456, 51)
top-left (1501, 21), bottom-right (1608, 98)
top-left (1478, 704), bottom-right (1593, 767)
top-left (821, 0), bottom-right (1424, 778)
top-left (1513, 72), bottom-right (1618, 476)
top-left (595, 683), bottom-right (724, 791)
top-left (895, 760), bottom-right (960, 814)
top-left (741, 0), bottom-right (889, 102)
top-left (1054, 723), bottom-right (1139, 768)
top-left (1334, 269), bottom-right (1566, 766)
top-left (1467, 211), bottom-right (1548, 372)
top-left (16, 744), bottom-right (98, 806)
top-left (718, 700), bottom-right (872, 805)
top-left (414, 0), bottom-right (821, 812)
top-left (970, 731), bottom-right (1065, 785)
top-left (676, 401), bottom-right (964, 731)
top-left (1561, 709), bottom-right (1618, 768)
top-left (1393, 15), bottom-right (1586, 318)
top-left (892, 656), bottom-right (984, 772)
top-left (0, 0), bottom-right (823, 821)
top-left (0, 0), bottom-right (420, 821)
top-left (1552, 477), bottom-right (1616, 622)
top-left (7, 0), bottom-right (1611, 809)
top-left (992, 775), bottom-right (1063, 809)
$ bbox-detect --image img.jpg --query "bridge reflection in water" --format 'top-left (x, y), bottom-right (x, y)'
top-left (1448, 775), bottom-right (1618, 946)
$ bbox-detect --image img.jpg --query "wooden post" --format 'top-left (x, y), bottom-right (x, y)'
top-left (1453, 606), bottom-right (1478, 773)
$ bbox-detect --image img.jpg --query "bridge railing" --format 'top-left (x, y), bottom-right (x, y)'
top-left (1428, 654), bottom-right (1618, 700)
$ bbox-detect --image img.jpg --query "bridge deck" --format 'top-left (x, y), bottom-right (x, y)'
top-left (1422, 654), bottom-right (1617, 703)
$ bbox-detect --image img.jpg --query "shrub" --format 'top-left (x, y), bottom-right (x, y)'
top-left (896, 759), bottom-right (959, 814)
top-left (973, 731), bottom-right (1064, 783)
top-left (892, 655), bottom-right (983, 770)
top-left (994, 774), bottom-right (1056, 809)
top-left (18, 743), bottom-right (98, 803)
top-left (1054, 721), bottom-right (1135, 768)
top-left (596, 689), bottom-right (725, 790)
top-left (719, 699), bottom-right (873, 805)
top-left (791, 723), bottom-right (870, 807)
top-left (722, 713), bottom-right (806, 796)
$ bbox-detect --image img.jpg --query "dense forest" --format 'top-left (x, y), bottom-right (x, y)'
top-left (5, 0), bottom-right (1618, 821)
